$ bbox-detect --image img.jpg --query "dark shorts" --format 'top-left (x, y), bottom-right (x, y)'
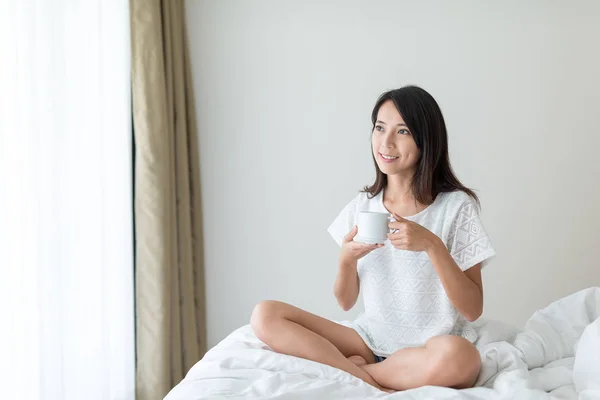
top-left (374, 354), bottom-right (387, 363)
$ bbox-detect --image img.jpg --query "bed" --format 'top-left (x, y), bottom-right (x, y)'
top-left (165, 288), bottom-right (600, 399)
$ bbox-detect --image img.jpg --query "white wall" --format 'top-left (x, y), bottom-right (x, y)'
top-left (185, 0), bottom-right (600, 348)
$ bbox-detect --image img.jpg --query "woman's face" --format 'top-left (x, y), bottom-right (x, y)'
top-left (371, 100), bottom-right (421, 177)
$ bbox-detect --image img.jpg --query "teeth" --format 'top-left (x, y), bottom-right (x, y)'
top-left (381, 154), bottom-right (398, 160)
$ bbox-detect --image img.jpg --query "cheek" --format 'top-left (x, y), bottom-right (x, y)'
top-left (371, 135), bottom-right (379, 154)
top-left (401, 141), bottom-right (420, 162)
top-left (410, 148), bottom-right (421, 162)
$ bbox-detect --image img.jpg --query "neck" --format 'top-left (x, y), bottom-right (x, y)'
top-left (385, 172), bottom-right (415, 204)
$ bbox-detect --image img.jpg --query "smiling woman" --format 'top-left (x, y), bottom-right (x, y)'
top-left (247, 86), bottom-right (495, 392)
top-left (364, 86), bottom-right (479, 207)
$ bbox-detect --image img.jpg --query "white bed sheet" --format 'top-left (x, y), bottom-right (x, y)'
top-left (165, 287), bottom-right (600, 399)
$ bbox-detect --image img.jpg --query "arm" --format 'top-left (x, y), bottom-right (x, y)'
top-left (426, 239), bottom-right (483, 322)
top-left (334, 257), bottom-right (360, 311)
top-left (388, 214), bottom-right (485, 322)
top-left (333, 226), bottom-right (383, 311)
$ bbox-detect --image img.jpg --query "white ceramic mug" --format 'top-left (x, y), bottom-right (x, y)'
top-left (355, 211), bottom-right (391, 244)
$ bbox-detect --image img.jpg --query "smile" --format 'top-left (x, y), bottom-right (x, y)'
top-left (379, 153), bottom-right (399, 162)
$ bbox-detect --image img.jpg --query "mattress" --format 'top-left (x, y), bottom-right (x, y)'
top-left (165, 287), bottom-right (600, 399)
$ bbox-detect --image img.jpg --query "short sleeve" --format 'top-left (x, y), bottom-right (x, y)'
top-left (327, 194), bottom-right (360, 247)
top-left (447, 199), bottom-right (496, 271)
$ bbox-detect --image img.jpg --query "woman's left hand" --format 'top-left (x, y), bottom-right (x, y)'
top-left (388, 213), bottom-right (440, 252)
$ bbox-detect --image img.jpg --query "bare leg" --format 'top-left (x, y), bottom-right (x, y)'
top-left (348, 355), bottom-right (367, 366)
top-left (361, 335), bottom-right (481, 391)
top-left (251, 300), bottom-right (386, 391)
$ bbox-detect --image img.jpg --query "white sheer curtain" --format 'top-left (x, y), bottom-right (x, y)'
top-left (0, 1), bottom-right (135, 400)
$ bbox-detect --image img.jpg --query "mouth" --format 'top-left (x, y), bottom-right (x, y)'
top-left (378, 153), bottom-right (399, 163)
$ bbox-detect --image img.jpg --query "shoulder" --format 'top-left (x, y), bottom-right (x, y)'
top-left (328, 190), bottom-right (378, 246)
top-left (437, 190), bottom-right (479, 213)
top-left (344, 190), bottom-right (380, 212)
top-left (330, 191), bottom-right (372, 222)
top-left (433, 190), bottom-right (480, 227)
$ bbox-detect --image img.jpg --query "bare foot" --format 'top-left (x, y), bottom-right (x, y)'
top-left (347, 355), bottom-right (367, 366)
top-left (371, 379), bottom-right (395, 393)
top-left (356, 363), bottom-right (395, 393)
top-left (350, 360), bottom-right (394, 392)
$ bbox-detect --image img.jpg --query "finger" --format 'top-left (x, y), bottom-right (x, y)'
top-left (389, 219), bottom-right (410, 229)
top-left (347, 242), bottom-right (368, 252)
top-left (358, 243), bottom-right (381, 253)
top-left (392, 213), bottom-right (409, 222)
top-left (362, 244), bottom-right (382, 256)
top-left (343, 226), bottom-right (358, 242)
top-left (387, 232), bottom-right (403, 240)
top-left (388, 221), bottom-right (404, 229)
top-left (390, 238), bottom-right (406, 248)
top-left (357, 243), bottom-right (379, 251)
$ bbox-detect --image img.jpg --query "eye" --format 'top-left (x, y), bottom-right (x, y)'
top-left (398, 129), bottom-right (410, 135)
top-left (374, 125), bottom-right (384, 132)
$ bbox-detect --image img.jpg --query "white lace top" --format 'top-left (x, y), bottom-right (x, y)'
top-left (327, 190), bottom-right (496, 357)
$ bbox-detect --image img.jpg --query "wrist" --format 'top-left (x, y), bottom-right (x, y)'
top-left (339, 252), bottom-right (358, 268)
top-left (425, 234), bottom-right (445, 255)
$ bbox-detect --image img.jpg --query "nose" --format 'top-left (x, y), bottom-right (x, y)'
top-left (380, 131), bottom-right (395, 149)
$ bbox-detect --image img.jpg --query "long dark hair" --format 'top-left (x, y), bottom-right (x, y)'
top-left (363, 85), bottom-right (478, 205)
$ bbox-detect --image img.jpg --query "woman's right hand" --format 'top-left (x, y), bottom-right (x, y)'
top-left (340, 226), bottom-right (384, 263)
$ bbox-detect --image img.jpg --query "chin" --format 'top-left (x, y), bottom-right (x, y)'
top-left (379, 166), bottom-right (412, 177)
top-left (377, 165), bottom-right (396, 175)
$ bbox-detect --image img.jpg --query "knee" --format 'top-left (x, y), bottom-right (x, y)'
top-left (250, 300), bottom-right (285, 341)
top-left (424, 336), bottom-right (481, 387)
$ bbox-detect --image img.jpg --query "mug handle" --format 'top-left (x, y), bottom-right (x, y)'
top-left (388, 214), bottom-right (399, 234)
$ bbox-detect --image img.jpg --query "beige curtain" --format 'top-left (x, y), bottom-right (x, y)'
top-left (130, 1), bottom-right (206, 399)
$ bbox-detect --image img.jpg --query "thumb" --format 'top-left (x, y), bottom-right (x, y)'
top-left (393, 213), bottom-right (408, 222)
top-left (343, 226), bottom-right (358, 242)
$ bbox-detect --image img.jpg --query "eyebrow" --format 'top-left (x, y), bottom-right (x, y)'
top-left (376, 120), bottom-right (408, 127)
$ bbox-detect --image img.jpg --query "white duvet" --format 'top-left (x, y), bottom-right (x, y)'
top-left (165, 288), bottom-right (600, 399)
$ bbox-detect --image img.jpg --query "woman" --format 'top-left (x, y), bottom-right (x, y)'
top-left (251, 86), bottom-right (495, 392)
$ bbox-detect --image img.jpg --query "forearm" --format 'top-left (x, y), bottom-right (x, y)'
top-left (333, 257), bottom-right (360, 311)
top-left (427, 238), bottom-right (483, 321)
